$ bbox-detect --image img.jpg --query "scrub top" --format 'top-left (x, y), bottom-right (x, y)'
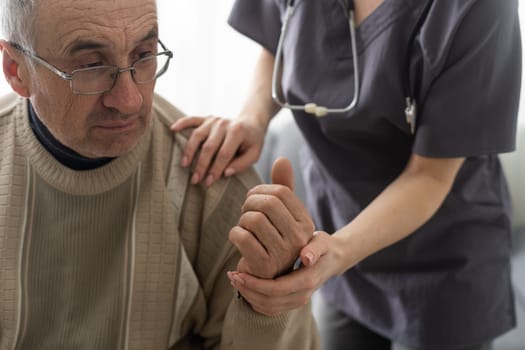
top-left (229, 0), bottom-right (522, 348)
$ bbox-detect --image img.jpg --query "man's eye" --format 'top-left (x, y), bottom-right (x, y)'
top-left (76, 62), bottom-right (104, 70)
top-left (138, 51), bottom-right (155, 59)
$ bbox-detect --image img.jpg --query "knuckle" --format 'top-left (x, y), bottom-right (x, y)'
top-left (240, 211), bottom-right (266, 226)
top-left (273, 185), bottom-right (289, 197)
top-left (192, 127), bottom-right (207, 139)
top-left (235, 230), bottom-right (253, 246)
top-left (228, 226), bottom-right (242, 243)
top-left (216, 149), bottom-right (232, 162)
top-left (217, 118), bottom-right (230, 128)
top-left (230, 122), bottom-right (244, 133)
top-left (259, 195), bottom-right (279, 211)
top-left (201, 142), bottom-right (217, 153)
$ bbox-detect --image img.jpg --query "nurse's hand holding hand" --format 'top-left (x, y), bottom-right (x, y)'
top-left (228, 231), bottom-right (342, 316)
top-left (170, 114), bottom-right (267, 187)
top-left (227, 155), bottom-right (466, 316)
top-left (227, 157), bottom-right (346, 316)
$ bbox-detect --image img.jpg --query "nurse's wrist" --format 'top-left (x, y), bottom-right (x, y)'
top-left (236, 111), bottom-right (272, 134)
top-left (331, 231), bottom-right (364, 274)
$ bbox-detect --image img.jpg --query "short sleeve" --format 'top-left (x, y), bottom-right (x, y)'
top-left (228, 0), bottom-right (283, 54)
top-left (414, 0), bottom-right (521, 157)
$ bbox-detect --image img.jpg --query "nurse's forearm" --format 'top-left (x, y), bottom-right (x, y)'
top-left (237, 47), bottom-right (281, 131)
top-left (330, 155), bottom-right (465, 274)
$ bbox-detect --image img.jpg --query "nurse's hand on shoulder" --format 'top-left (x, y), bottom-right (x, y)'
top-left (228, 158), bottom-right (315, 279)
top-left (228, 231), bottom-right (342, 316)
top-left (170, 115), bottom-right (266, 186)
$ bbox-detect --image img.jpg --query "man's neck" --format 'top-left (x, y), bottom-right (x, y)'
top-left (28, 101), bottom-right (114, 171)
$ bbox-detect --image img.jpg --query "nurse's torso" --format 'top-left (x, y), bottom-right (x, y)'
top-left (277, 0), bottom-right (515, 346)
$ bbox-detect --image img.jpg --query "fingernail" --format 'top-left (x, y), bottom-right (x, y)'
top-left (205, 174), bottom-right (214, 187)
top-left (181, 156), bottom-right (189, 167)
top-left (224, 168), bottom-right (235, 177)
top-left (191, 173), bottom-right (200, 184)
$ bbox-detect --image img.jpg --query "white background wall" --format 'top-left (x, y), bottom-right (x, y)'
top-left (0, 0), bottom-right (523, 123)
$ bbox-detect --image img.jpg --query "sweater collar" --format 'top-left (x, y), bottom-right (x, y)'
top-left (28, 101), bottom-right (114, 170)
top-left (16, 97), bottom-right (151, 195)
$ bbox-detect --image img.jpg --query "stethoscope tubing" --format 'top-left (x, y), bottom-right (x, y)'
top-left (271, 0), bottom-right (361, 117)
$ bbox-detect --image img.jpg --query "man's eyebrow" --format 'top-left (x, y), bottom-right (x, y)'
top-left (67, 29), bottom-right (158, 55)
top-left (68, 40), bottom-right (107, 55)
top-left (139, 29), bottom-right (158, 43)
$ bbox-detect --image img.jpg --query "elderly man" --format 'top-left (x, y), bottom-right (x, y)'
top-left (0, 0), bottom-right (319, 349)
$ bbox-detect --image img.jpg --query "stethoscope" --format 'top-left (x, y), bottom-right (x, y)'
top-left (271, 0), bottom-right (433, 134)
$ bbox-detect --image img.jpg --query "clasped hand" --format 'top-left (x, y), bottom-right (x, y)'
top-left (229, 157), bottom-right (315, 279)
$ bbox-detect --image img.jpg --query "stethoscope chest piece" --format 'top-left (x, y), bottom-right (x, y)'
top-left (405, 97), bottom-right (417, 134)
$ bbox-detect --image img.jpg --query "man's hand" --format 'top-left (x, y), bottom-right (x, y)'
top-left (229, 157), bottom-right (315, 278)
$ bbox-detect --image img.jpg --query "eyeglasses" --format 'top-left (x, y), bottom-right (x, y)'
top-left (10, 40), bottom-right (173, 95)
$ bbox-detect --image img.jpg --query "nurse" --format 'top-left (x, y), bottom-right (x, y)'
top-left (172, 0), bottom-right (522, 349)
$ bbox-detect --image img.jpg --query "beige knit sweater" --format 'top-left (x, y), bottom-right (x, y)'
top-left (0, 93), bottom-right (319, 350)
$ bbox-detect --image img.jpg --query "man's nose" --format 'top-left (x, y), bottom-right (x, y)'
top-left (102, 69), bottom-right (144, 114)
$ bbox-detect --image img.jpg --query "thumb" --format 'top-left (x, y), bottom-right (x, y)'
top-left (271, 157), bottom-right (294, 191)
top-left (299, 231), bottom-right (329, 267)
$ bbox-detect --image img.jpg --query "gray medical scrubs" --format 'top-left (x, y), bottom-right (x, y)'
top-left (229, 0), bottom-right (522, 348)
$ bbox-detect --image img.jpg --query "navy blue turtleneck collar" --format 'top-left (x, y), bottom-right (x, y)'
top-left (28, 101), bottom-right (115, 170)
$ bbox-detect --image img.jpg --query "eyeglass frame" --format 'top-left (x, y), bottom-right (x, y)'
top-left (10, 39), bottom-right (173, 95)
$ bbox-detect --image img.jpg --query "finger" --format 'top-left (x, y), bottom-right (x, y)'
top-left (205, 130), bottom-right (245, 185)
top-left (231, 265), bottom-right (319, 298)
top-left (238, 210), bottom-right (290, 262)
top-left (170, 116), bottom-right (206, 131)
top-left (300, 231), bottom-right (330, 266)
top-left (228, 269), bottom-right (317, 315)
top-left (225, 146), bottom-right (262, 176)
top-left (239, 210), bottom-right (282, 242)
top-left (241, 193), bottom-right (313, 247)
top-left (271, 157), bottom-right (294, 191)
top-left (191, 119), bottom-right (228, 184)
top-left (241, 193), bottom-right (302, 239)
top-left (229, 225), bottom-right (269, 263)
top-left (235, 281), bottom-right (311, 317)
top-left (247, 184), bottom-right (309, 225)
top-left (180, 119), bottom-right (215, 170)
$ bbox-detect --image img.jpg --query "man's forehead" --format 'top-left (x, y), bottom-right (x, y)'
top-left (35, 0), bottom-right (158, 54)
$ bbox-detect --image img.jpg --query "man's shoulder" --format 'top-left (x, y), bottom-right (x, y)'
top-left (0, 93), bottom-right (21, 119)
top-left (152, 93), bottom-right (185, 128)
top-left (152, 93), bottom-right (193, 140)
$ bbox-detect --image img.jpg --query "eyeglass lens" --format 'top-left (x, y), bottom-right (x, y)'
top-left (71, 53), bottom-right (170, 94)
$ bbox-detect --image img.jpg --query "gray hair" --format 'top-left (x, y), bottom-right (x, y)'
top-left (1, 0), bottom-right (39, 51)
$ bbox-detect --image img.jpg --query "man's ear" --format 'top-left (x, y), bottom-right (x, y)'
top-left (0, 41), bottom-right (30, 97)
